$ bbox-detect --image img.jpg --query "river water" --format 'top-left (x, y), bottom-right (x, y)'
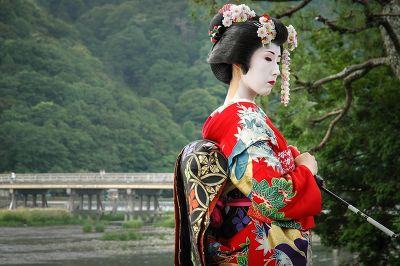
top-left (0, 224), bottom-right (346, 266)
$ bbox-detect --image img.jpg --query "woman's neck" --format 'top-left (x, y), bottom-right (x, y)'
top-left (233, 79), bottom-right (257, 102)
top-left (224, 64), bottom-right (257, 105)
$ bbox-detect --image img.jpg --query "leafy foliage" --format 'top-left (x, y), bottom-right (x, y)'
top-left (249, 1), bottom-right (400, 264)
top-left (0, 0), bottom-right (221, 173)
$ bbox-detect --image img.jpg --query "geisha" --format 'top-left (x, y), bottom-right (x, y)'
top-left (174, 4), bottom-right (322, 266)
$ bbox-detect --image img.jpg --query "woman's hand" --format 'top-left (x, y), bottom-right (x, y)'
top-left (294, 152), bottom-right (318, 175)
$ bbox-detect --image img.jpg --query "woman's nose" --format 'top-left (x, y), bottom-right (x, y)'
top-left (272, 63), bottom-right (280, 76)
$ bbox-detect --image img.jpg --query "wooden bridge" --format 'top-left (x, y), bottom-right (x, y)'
top-left (0, 172), bottom-right (173, 189)
top-left (0, 172), bottom-right (174, 216)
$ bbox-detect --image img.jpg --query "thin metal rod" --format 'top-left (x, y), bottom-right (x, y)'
top-left (316, 176), bottom-right (398, 239)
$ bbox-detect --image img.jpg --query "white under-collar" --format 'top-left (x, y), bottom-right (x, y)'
top-left (224, 97), bottom-right (255, 105)
top-left (211, 98), bottom-right (255, 115)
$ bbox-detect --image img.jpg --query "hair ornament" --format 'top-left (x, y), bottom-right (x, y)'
top-left (286, 25), bottom-right (297, 51)
top-left (257, 14), bottom-right (277, 46)
top-left (220, 4), bottom-right (256, 27)
top-left (279, 25), bottom-right (298, 106)
top-left (209, 25), bottom-right (222, 44)
top-left (281, 49), bottom-right (291, 106)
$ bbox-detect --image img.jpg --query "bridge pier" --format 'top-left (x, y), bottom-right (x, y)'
top-left (146, 195), bottom-right (151, 211)
top-left (108, 189), bottom-right (118, 214)
top-left (7, 189), bottom-right (49, 209)
top-left (74, 189), bottom-right (104, 217)
top-left (154, 194), bottom-right (159, 210)
top-left (8, 189), bottom-right (16, 210)
top-left (23, 194), bottom-right (28, 208)
top-left (139, 194), bottom-right (143, 211)
top-left (96, 193), bottom-right (103, 216)
top-left (134, 189), bottom-right (161, 212)
top-left (88, 194), bottom-right (92, 212)
top-left (66, 188), bottom-right (76, 212)
top-left (79, 194), bottom-right (84, 211)
top-left (41, 193), bottom-right (48, 208)
top-left (32, 194), bottom-right (37, 207)
top-left (125, 189), bottom-right (134, 220)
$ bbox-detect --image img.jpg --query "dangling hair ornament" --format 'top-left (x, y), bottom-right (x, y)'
top-left (280, 25), bottom-right (297, 106)
top-left (210, 4), bottom-right (298, 106)
top-left (256, 15), bottom-right (297, 106)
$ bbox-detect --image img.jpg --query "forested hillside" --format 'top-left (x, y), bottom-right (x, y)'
top-left (0, 0), bottom-right (224, 172)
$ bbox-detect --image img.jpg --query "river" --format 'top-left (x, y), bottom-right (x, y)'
top-left (0, 223), bottom-right (350, 266)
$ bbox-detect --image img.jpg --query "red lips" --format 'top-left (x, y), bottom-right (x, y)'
top-left (268, 81), bottom-right (275, 85)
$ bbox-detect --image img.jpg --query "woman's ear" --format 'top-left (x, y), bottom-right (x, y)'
top-left (232, 63), bottom-right (241, 71)
top-left (226, 63), bottom-right (242, 104)
top-left (232, 64), bottom-right (243, 77)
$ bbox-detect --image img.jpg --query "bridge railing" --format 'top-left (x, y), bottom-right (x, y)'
top-left (0, 173), bottom-right (174, 184)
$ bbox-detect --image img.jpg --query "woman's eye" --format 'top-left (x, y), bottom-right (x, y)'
top-left (265, 57), bottom-right (272, 62)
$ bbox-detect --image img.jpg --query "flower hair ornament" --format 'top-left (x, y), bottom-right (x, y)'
top-left (209, 4), bottom-right (298, 106)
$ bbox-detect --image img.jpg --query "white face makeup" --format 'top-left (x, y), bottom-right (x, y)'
top-left (238, 43), bottom-right (281, 100)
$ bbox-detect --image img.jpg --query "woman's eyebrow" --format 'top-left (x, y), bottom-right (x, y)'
top-left (265, 51), bottom-right (281, 57)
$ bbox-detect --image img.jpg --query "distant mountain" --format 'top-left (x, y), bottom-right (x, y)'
top-left (0, 0), bottom-right (223, 173)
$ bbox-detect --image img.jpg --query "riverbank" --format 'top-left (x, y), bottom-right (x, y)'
top-left (0, 223), bottom-right (354, 265)
top-left (0, 208), bottom-right (174, 228)
top-left (0, 224), bottom-right (174, 265)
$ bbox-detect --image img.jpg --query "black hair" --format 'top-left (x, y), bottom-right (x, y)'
top-left (207, 12), bottom-right (289, 84)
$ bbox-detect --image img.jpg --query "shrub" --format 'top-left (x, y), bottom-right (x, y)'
top-left (101, 212), bottom-right (125, 221)
top-left (95, 222), bottom-right (105, 232)
top-left (153, 214), bottom-right (174, 228)
top-left (127, 230), bottom-right (142, 240)
top-left (82, 222), bottom-right (92, 233)
top-left (122, 218), bottom-right (143, 229)
top-left (0, 208), bottom-right (73, 226)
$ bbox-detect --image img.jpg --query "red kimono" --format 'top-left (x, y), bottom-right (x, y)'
top-left (201, 100), bottom-right (322, 266)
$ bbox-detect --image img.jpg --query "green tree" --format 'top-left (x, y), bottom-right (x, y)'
top-left (191, 0), bottom-right (400, 264)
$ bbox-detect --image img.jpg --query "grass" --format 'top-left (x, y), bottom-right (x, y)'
top-left (82, 220), bottom-right (106, 233)
top-left (0, 208), bottom-right (80, 226)
top-left (153, 213), bottom-right (175, 228)
top-left (0, 209), bottom-right (129, 227)
top-left (82, 222), bottom-right (93, 233)
top-left (122, 218), bottom-right (143, 229)
top-left (95, 222), bottom-right (105, 232)
top-left (101, 230), bottom-right (143, 241)
top-left (0, 208), bottom-right (175, 232)
top-left (100, 212), bottom-right (125, 221)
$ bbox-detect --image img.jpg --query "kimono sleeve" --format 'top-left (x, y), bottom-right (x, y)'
top-left (228, 139), bottom-right (321, 222)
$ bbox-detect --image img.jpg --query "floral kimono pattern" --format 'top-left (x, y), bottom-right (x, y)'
top-left (201, 101), bottom-right (322, 266)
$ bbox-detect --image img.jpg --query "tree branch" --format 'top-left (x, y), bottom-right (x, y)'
top-left (311, 57), bottom-right (389, 89)
top-left (315, 6), bottom-right (400, 55)
top-left (371, 13), bottom-right (400, 17)
top-left (311, 109), bottom-right (343, 124)
top-left (374, 0), bottom-right (392, 6)
top-left (275, 0), bottom-right (312, 19)
top-left (291, 86), bottom-right (306, 92)
top-left (291, 58), bottom-right (389, 94)
top-left (314, 15), bottom-right (376, 34)
top-left (290, 74), bottom-right (311, 92)
top-left (310, 67), bottom-right (373, 153)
